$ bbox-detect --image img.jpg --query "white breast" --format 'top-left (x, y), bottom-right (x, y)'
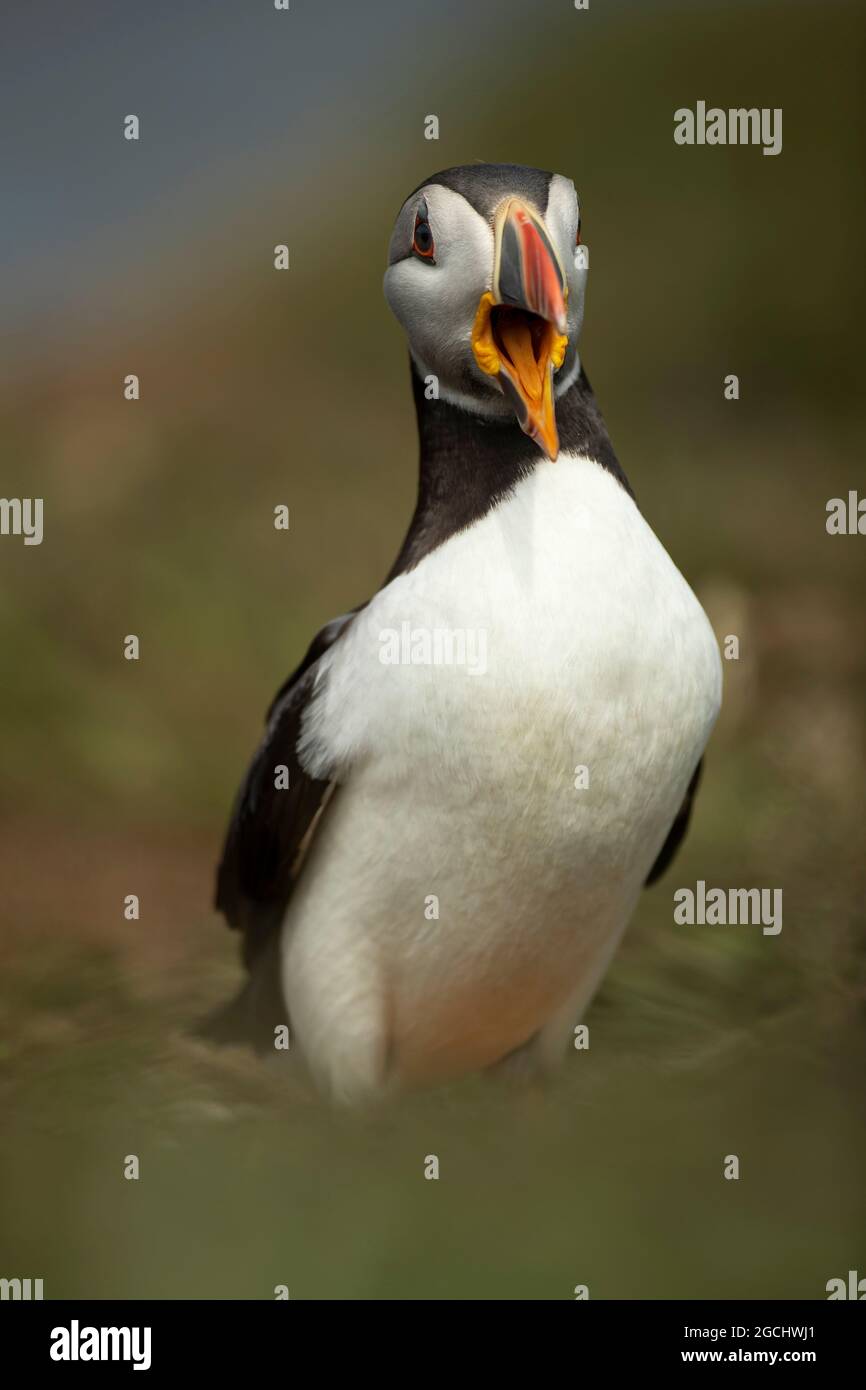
top-left (284, 454), bottom-right (722, 1098)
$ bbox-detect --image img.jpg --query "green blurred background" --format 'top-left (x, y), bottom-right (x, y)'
top-left (1, 0), bottom-right (864, 1298)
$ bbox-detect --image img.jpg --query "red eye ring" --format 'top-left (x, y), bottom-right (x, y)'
top-left (412, 213), bottom-right (435, 260)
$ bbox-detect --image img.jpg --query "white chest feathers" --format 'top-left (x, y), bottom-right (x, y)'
top-left (300, 454), bottom-right (721, 807)
top-left (287, 454), bottom-right (722, 1096)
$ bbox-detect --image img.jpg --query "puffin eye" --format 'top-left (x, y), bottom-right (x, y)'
top-left (412, 213), bottom-right (435, 261)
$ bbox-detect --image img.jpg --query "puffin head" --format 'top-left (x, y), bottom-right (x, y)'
top-left (384, 163), bottom-right (587, 461)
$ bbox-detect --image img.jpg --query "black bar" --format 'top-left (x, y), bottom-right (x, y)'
top-left (2, 1299), bottom-right (862, 1373)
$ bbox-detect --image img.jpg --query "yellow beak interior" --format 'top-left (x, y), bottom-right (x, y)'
top-left (471, 292), bottom-right (568, 460)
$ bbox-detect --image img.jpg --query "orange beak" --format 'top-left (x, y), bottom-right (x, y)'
top-left (471, 198), bottom-right (569, 460)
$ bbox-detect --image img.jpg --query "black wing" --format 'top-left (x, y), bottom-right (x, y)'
top-left (214, 612), bottom-right (357, 969)
top-left (644, 759), bottom-right (703, 887)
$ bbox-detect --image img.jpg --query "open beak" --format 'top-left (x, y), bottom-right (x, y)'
top-left (471, 198), bottom-right (569, 460)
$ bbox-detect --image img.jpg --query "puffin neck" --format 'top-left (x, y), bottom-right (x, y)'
top-left (385, 360), bottom-right (634, 582)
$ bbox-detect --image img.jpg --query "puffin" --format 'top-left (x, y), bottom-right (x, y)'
top-left (205, 163), bottom-right (723, 1102)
